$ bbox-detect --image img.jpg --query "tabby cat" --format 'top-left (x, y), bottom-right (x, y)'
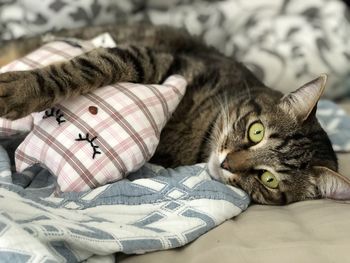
top-left (0, 23), bottom-right (349, 204)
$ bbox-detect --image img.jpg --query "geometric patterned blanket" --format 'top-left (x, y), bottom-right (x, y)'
top-left (0, 145), bottom-right (249, 262)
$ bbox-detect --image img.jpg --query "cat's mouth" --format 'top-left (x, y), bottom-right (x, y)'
top-left (208, 152), bottom-right (233, 184)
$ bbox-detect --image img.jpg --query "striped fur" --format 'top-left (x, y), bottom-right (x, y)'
top-left (0, 23), bottom-right (340, 204)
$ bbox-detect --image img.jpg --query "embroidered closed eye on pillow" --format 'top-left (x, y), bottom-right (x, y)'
top-left (0, 36), bottom-right (187, 192)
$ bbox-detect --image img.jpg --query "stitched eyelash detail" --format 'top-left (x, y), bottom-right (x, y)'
top-left (75, 133), bottom-right (101, 159)
top-left (43, 107), bottom-right (66, 125)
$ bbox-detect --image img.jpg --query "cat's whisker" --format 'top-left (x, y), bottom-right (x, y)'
top-left (243, 79), bottom-right (252, 100)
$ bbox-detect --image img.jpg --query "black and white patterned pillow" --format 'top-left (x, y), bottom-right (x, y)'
top-left (1, 0), bottom-right (350, 99)
top-left (146, 0), bottom-right (350, 99)
top-left (0, 0), bottom-right (213, 40)
top-left (0, 0), bottom-right (144, 40)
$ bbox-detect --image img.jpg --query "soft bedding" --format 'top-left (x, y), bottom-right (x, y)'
top-left (122, 198), bottom-right (350, 263)
top-left (0, 149), bottom-right (249, 262)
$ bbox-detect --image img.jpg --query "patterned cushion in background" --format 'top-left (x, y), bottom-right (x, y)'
top-left (0, 0), bottom-right (349, 99)
top-left (146, 0), bottom-right (350, 99)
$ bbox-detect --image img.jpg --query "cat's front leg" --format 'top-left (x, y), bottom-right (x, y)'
top-left (0, 70), bottom-right (56, 119)
top-left (0, 45), bottom-right (184, 119)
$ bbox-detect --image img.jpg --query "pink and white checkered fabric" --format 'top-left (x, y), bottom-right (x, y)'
top-left (0, 38), bottom-right (187, 192)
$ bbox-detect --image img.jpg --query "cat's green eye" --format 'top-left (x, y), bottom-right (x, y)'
top-left (260, 171), bottom-right (279, 189)
top-left (248, 122), bottom-right (265, 143)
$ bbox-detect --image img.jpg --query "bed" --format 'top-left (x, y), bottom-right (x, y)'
top-left (0, 0), bottom-right (349, 262)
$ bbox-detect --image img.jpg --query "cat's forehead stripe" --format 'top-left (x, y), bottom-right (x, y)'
top-left (234, 110), bottom-right (256, 130)
top-left (248, 99), bottom-right (262, 115)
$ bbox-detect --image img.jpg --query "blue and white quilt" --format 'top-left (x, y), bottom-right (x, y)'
top-left (0, 144), bottom-right (249, 263)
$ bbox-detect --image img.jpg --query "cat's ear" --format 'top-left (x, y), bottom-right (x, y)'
top-left (314, 166), bottom-right (350, 200)
top-left (280, 74), bottom-right (327, 122)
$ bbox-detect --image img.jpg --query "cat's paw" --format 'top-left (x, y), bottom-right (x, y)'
top-left (0, 71), bottom-right (47, 119)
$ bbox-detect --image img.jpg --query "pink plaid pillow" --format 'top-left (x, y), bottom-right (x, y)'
top-left (0, 38), bottom-right (187, 192)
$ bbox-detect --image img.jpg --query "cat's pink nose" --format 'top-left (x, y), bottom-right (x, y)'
top-left (220, 158), bottom-right (230, 170)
